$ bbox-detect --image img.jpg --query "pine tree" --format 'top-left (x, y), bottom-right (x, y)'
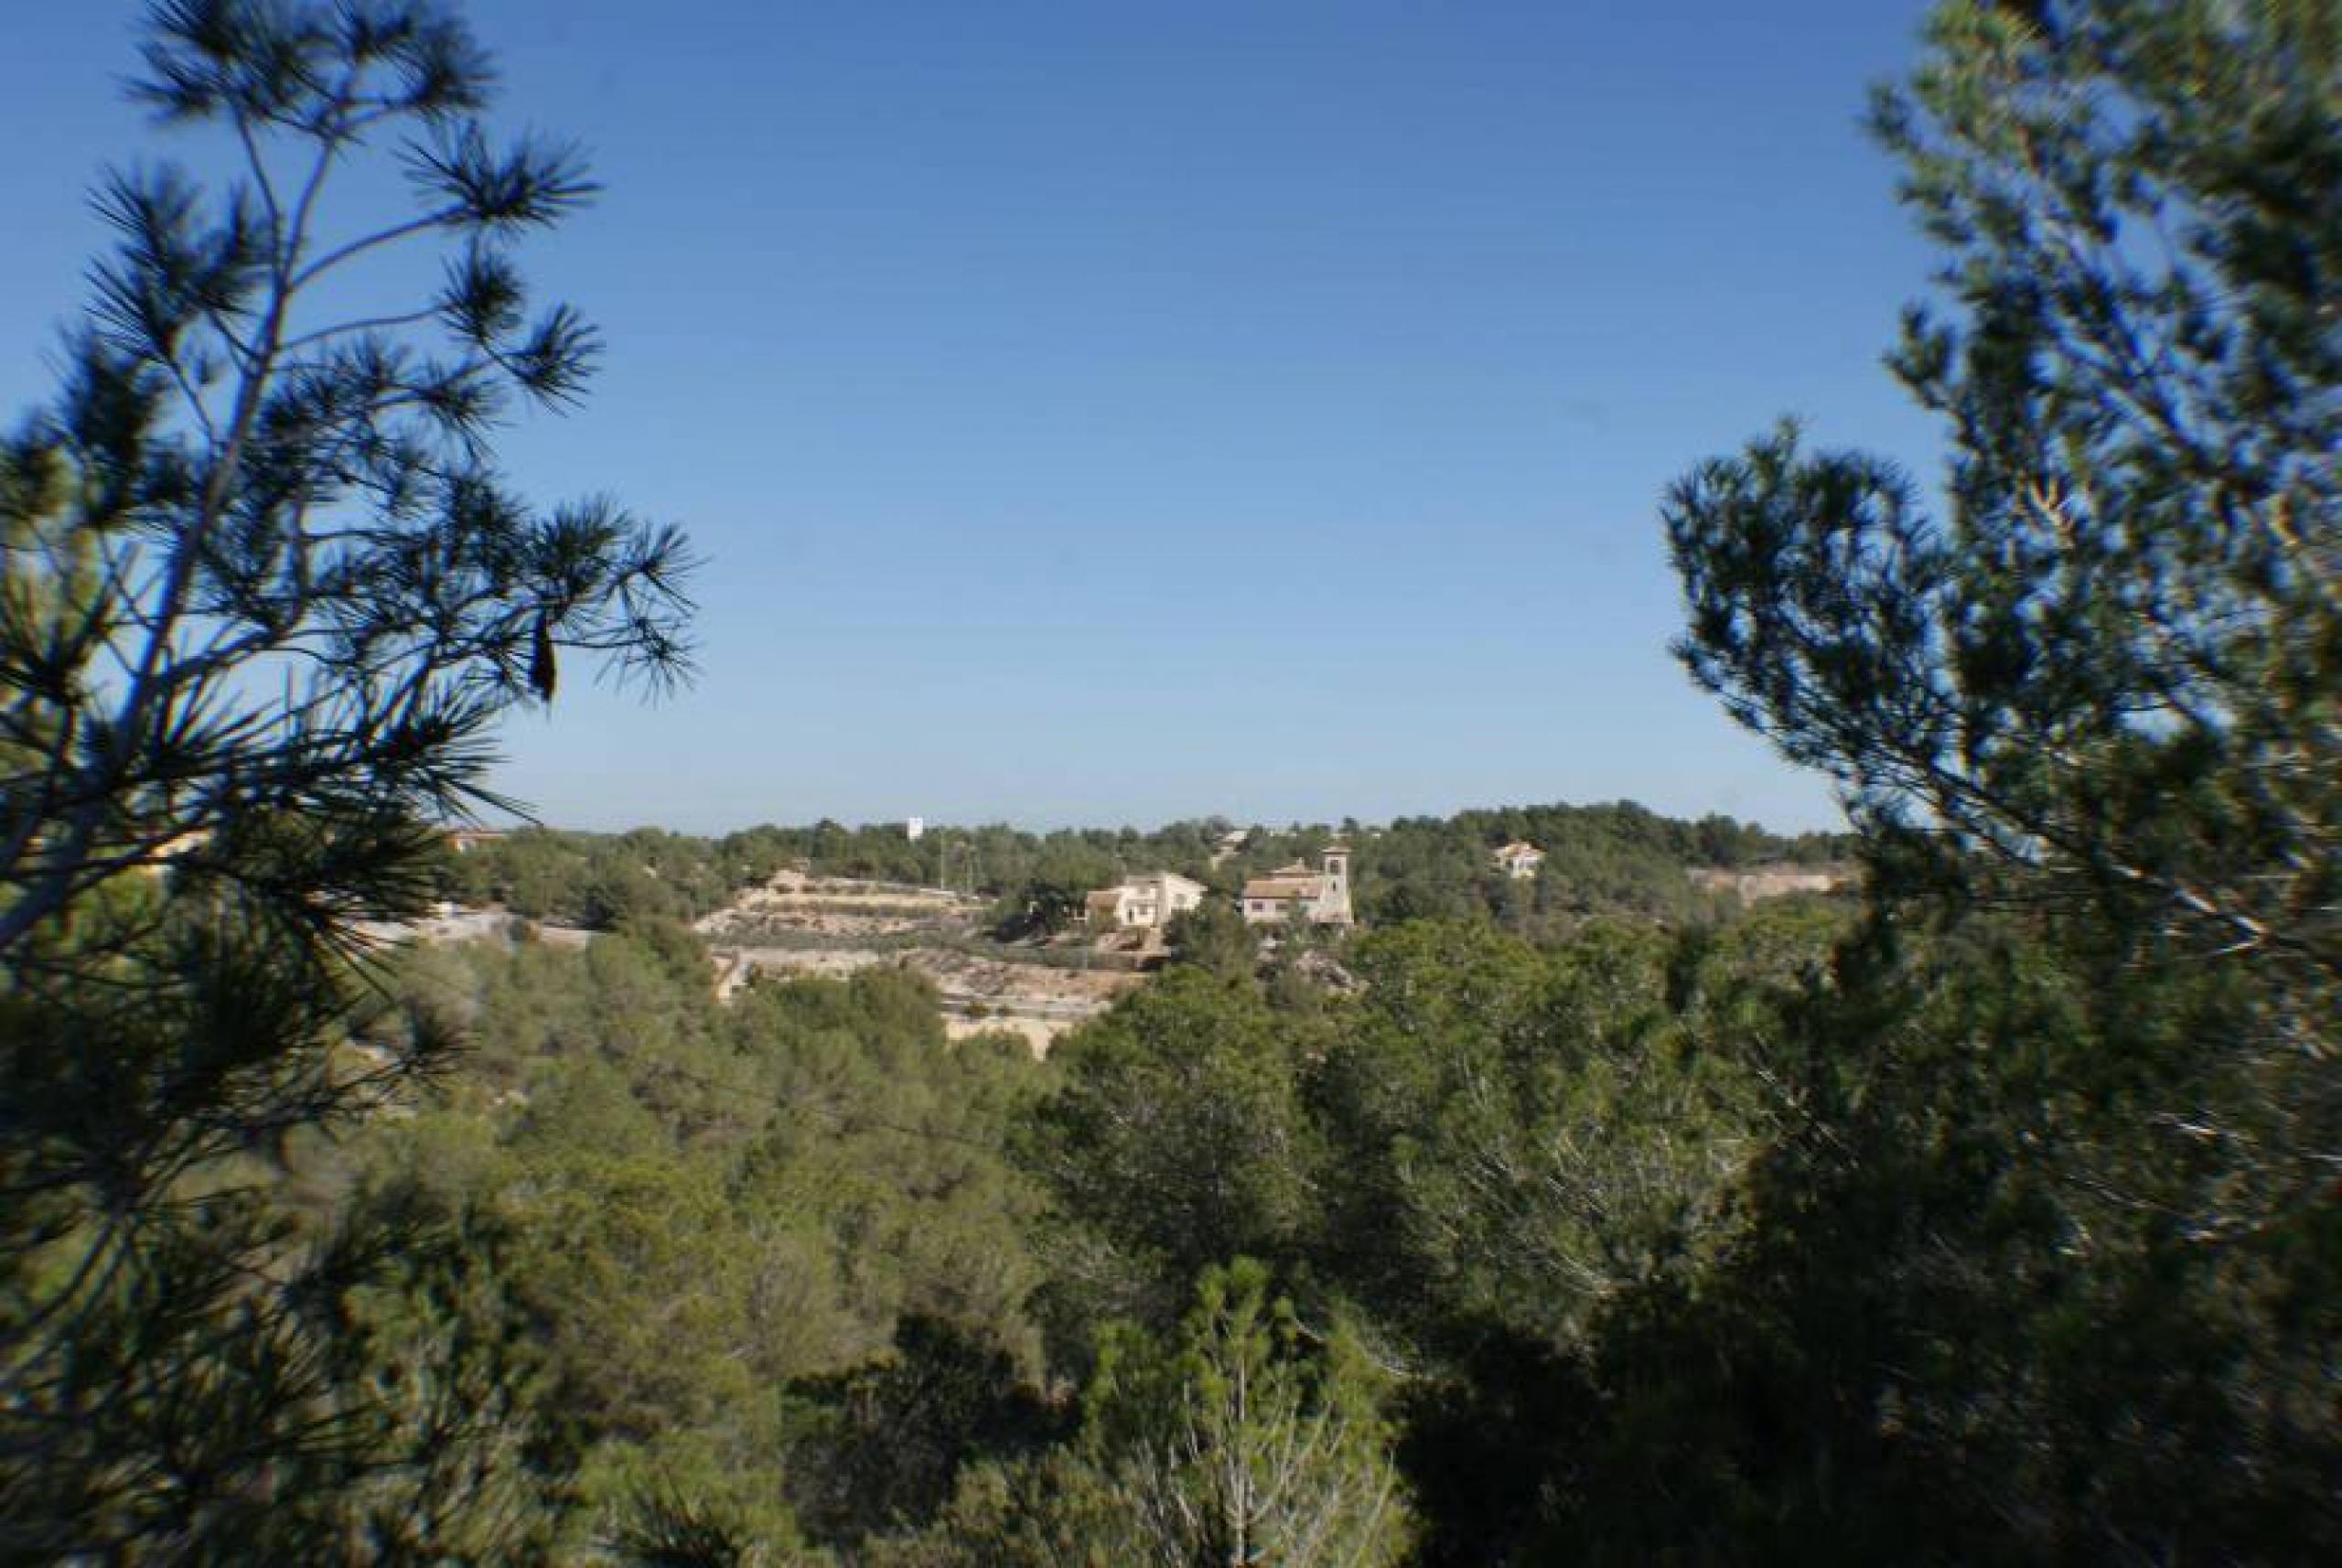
top-left (1665, 0), bottom-right (2339, 1240)
top-left (1666, 0), bottom-right (2337, 1009)
top-left (1636, 2), bottom-right (2342, 1555)
top-left (0, 2), bottom-right (694, 1555)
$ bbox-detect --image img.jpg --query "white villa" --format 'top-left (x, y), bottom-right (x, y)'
top-left (1241, 844), bottom-right (1354, 927)
top-left (1087, 871), bottom-right (1209, 932)
top-left (1493, 841), bottom-right (1545, 880)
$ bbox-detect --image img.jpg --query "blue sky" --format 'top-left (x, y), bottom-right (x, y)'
top-left (1, 1), bottom-right (1942, 834)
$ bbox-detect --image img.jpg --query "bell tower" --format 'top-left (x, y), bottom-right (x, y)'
top-left (1319, 843), bottom-right (1353, 924)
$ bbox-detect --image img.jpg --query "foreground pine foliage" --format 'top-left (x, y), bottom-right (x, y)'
top-left (0, 1), bottom-right (691, 1557)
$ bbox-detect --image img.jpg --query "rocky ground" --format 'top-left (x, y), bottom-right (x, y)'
top-left (697, 871), bottom-right (1141, 1054)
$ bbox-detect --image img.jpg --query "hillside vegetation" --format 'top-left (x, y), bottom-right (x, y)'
top-left (304, 897), bottom-right (1856, 1561)
top-left (435, 799), bottom-right (1853, 938)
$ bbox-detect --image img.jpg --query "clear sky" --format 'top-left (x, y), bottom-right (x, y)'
top-left (1, 1), bottom-right (1944, 835)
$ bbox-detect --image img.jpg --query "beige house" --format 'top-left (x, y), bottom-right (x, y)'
top-left (132, 828), bottom-right (212, 877)
top-left (1493, 841), bottom-right (1545, 880)
top-left (446, 828), bottom-right (508, 855)
top-left (1087, 870), bottom-right (1209, 932)
top-left (1690, 864), bottom-right (1855, 902)
top-left (1241, 844), bottom-right (1354, 927)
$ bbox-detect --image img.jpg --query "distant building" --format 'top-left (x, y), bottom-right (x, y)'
top-left (133, 828), bottom-right (212, 877)
top-left (446, 828), bottom-right (507, 855)
top-left (1241, 844), bottom-right (1354, 927)
top-left (1690, 864), bottom-right (1856, 902)
top-left (1493, 841), bottom-right (1545, 880)
top-left (1088, 871), bottom-right (1209, 932)
top-left (907, 816), bottom-right (925, 842)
